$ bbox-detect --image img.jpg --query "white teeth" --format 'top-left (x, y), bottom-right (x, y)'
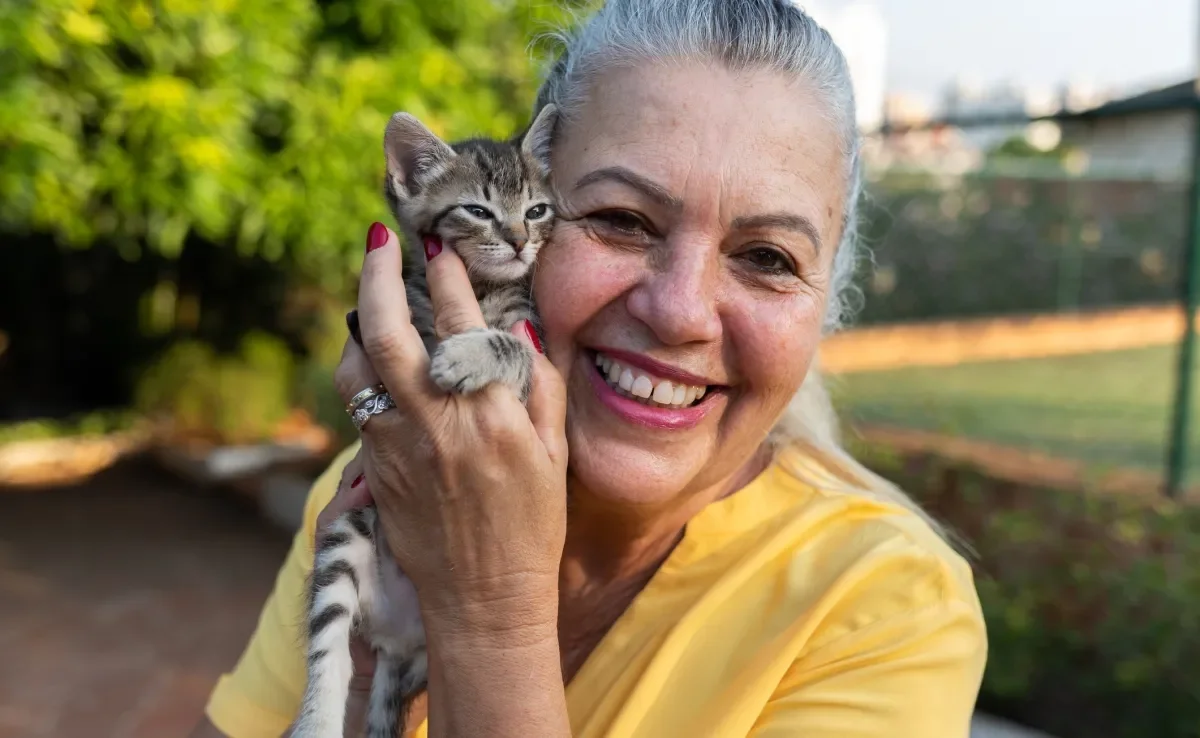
top-left (594, 352), bottom-right (708, 408)
top-left (618, 368), bottom-right (634, 392)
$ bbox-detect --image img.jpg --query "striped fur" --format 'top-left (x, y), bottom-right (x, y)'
top-left (292, 107), bottom-right (557, 738)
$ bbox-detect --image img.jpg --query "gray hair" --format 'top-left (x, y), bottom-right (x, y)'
top-left (535, 0), bottom-right (946, 537)
top-left (536, 0), bottom-right (863, 333)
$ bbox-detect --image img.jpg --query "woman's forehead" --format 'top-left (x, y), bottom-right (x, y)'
top-left (557, 62), bottom-right (846, 227)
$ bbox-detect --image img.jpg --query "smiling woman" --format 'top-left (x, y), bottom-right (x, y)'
top-left (195, 2), bottom-right (986, 737)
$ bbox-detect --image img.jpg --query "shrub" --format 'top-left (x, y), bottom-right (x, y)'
top-left (0, 409), bottom-right (141, 445)
top-left (856, 443), bottom-right (1200, 738)
top-left (136, 332), bottom-right (294, 444)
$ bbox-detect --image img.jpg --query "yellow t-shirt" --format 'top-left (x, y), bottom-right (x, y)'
top-left (205, 443), bottom-right (987, 738)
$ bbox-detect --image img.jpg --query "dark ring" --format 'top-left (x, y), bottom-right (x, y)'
top-left (346, 309), bottom-right (362, 346)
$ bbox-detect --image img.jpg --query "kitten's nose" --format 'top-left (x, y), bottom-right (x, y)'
top-left (504, 227), bottom-right (528, 253)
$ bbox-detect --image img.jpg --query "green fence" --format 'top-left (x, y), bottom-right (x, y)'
top-left (838, 101), bottom-right (1200, 498)
top-left (857, 170), bottom-right (1187, 324)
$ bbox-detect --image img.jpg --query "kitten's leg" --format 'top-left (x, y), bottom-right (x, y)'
top-left (293, 508), bottom-right (380, 738)
top-left (364, 649), bottom-right (428, 738)
top-left (367, 538), bottom-right (430, 736)
top-left (428, 328), bottom-right (534, 402)
top-left (396, 648), bottom-right (429, 711)
top-left (366, 652), bottom-right (404, 738)
top-left (396, 652), bottom-right (429, 734)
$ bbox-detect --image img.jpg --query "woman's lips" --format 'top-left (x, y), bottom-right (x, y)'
top-left (585, 350), bottom-right (719, 430)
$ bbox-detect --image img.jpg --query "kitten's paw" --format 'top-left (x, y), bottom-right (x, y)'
top-left (429, 328), bottom-right (533, 399)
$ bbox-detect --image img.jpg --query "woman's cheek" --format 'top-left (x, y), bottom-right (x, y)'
top-left (730, 296), bottom-right (822, 401)
top-left (535, 227), bottom-right (638, 345)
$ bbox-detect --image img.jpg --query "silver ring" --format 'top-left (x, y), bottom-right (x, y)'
top-left (345, 385), bottom-right (386, 415)
top-left (351, 392), bottom-right (396, 431)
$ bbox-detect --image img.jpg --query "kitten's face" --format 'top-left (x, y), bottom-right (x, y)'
top-left (385, 106), bottom-right (558, 283)
top-left (418, 144), bottom-right (555, 282)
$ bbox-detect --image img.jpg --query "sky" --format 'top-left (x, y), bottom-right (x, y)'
top-left (817, 0), bottom-right (1196, 103)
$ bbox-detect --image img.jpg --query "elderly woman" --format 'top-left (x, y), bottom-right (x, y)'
top-left (194, 1), bottom-right (986, 736)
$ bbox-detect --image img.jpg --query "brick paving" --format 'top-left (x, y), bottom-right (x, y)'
top-left (0, 460), bottom-right (290, 738)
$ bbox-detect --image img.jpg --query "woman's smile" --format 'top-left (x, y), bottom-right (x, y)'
top-left (582, 347), bottom-right (724, 430)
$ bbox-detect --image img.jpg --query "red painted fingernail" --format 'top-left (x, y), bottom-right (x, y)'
top-left (351, 473), bottom-right (365, 488)
top-left (422, 234), bottom-right (443, 261)
top-left (522, 320), bottom-right (543, 354)
top-left (366, 222), bottom-right (389, 253)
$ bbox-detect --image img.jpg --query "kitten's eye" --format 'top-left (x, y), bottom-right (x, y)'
top-left (525, 204), bottom-right (549, 220)
top-left (463, 205), bottom-right (492, 220)
top-left (741, 246), bottom-right (796, 275)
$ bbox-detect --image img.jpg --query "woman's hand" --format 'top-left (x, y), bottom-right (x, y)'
top-left (333, 222), bottom-right (569, 640)
top-left (333, 223), bottom-right (570, 736)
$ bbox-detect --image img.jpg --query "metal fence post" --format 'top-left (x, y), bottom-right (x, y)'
top-left (1165, 70), bottom-right (1200, 498)
top-left (1057, 173), bottom-right (1086, 313)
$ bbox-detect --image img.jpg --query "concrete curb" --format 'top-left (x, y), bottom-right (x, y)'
top-left (971, 714), bottom-right (1057, 738)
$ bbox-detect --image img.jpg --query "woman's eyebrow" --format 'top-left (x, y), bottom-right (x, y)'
top-left (573, 166), bottom-right (682, 212)
top-left (732, 212), bottom-right (823, 253)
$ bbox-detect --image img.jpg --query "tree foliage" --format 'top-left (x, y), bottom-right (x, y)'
top-left (0, 0), bottom-right (572, 286)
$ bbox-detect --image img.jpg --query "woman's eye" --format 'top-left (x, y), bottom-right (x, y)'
top-left (525, 204), bottom-right (549, 220)
top-left (742, 247), bottom-right (795, 275)
top-left (463, 205), bottom-right (492, 219)
top-left (591, 210), bottom-right (648, 235)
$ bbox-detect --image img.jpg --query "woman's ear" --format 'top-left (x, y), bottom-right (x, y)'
top-left (384, 113), bottom-right (456, 199)
top-left (520, 104), bottom-right (559, 174)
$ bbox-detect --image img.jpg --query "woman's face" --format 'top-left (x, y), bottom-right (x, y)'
top-left (535, 61), bottom-right (846, 509)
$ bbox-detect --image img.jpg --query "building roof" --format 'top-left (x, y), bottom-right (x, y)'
top-left (875, 81), bottom-right (1196, 135)
top-left (1057, 80), bottom-right (1196, 121)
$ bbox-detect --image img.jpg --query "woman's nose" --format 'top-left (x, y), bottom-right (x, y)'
top-left (626, 238), bottom-right (722, 346)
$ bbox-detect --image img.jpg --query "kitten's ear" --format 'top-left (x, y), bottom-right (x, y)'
top-left (520, 104), bottom-right (558, 173)
top-left (384, 112), bottom-right (456, 197)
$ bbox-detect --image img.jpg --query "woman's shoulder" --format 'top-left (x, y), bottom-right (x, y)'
top-left (738, 449), bottom-right (984, 639)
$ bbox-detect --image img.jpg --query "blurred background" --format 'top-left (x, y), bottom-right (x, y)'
top-left (0, 1), bottom-right (1197, 737)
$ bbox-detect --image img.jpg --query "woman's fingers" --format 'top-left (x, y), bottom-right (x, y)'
top-left (511, 322), bottom-right (568, 469)
top-left (357, 223), bottom-right (430, 399)
top-left (422, 239), bottom-right (487, 339)
top-left (333, 335), bottom-right (385, 411)
top-left (315, 448), bottom-right (372, 535)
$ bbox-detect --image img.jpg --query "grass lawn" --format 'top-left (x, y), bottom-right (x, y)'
top-left (832, 345), bottom-right (1200, 484)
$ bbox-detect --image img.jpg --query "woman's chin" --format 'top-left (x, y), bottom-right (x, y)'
top-left (564, 433), bottom-right (711, 509)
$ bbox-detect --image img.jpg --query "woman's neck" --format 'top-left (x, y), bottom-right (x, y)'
top-left (560, 444), bottom-right (772, 587)
top-left (554, 445), bottom-right (773, 681)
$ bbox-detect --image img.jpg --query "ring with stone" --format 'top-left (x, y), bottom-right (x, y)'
top-left (351, 392), bottom-right (396, 432)
top-left (344, 384), bottom-right (387, 416)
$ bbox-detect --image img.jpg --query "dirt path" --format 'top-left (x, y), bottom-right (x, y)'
top-left (0, 460), bottom-right (291, 738)
top-left (823, 303), bottom-right (1196, 374)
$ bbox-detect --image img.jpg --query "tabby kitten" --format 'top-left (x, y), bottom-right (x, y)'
top-left (292, 104), bottom-right (558, 738)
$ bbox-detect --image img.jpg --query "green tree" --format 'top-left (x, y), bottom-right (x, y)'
top-left (0, 0), bottom-right (573, 287)
top-left (0, 0), bottom-right (578, 424)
